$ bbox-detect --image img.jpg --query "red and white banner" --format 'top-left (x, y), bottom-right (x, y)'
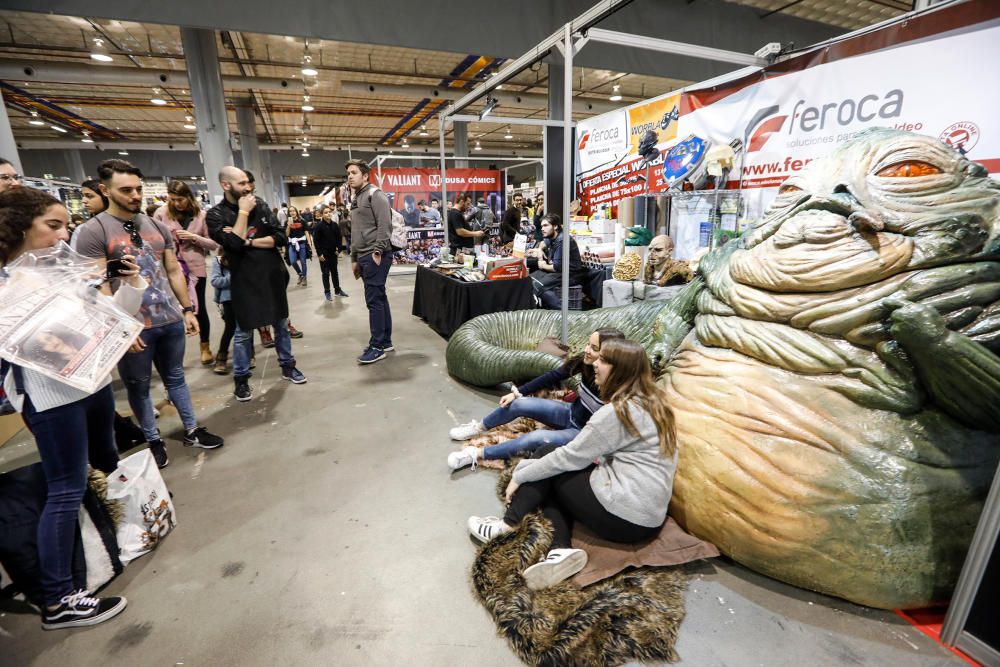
top-left (374, 168), bottom-right (502, 193)
top-left (575, 1), bottom-right (1000, 220)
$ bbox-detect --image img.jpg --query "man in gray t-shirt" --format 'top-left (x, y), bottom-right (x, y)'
top-left (75, 159), bottom-right (224, 467)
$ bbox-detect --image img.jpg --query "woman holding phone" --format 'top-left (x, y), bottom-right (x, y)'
top-left (0, 187), bottom-right (147, 630)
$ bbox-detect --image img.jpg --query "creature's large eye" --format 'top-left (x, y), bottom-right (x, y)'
top-left (777, 184), bottom-right (802, 195)
top-left (875, 161), bottom-right (942, 178)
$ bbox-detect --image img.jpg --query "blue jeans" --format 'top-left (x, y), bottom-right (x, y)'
top-left (118, 320), bottom-right (198, 441)
top-left (359, 252), bottom-right (392, 349)
top-left (24, 385), bottom-right (118, 605)
top-left (288, 241), bottom-right (308, 277)
top-left (234, 317), bottom-right (294, 378)
top-left (480, 397), bottom-right (580, 460)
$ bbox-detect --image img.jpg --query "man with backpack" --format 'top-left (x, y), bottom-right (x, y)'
top-left (346, 159), bottom-right (395, 364)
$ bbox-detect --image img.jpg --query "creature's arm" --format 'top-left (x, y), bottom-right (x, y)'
top-left (886, 297), bottom-right (1000, 431)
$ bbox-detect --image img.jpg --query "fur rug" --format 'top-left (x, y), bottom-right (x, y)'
top-left (464, 390), bottom-right (572, 470)
top-left (469, 467), bottom-right (687, 666)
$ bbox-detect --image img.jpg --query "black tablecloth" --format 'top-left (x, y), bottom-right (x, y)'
top-left (411, 265), bottom-right (534, 337)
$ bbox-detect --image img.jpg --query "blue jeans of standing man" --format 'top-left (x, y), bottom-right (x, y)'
top-left (117, 320), bottom-right (198, 442)
top-left (359, 252), bottom-right (392, 349)
top-left (480, 397), bottom-right (580, 460)
top-left (233, 317), bottom-right (295, 378)
top-left (23, 385), bottom-right (118, 605)
top-left (287, 240), bottom-right (308, 277)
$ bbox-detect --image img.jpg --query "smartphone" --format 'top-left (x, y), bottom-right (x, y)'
top-left (106, 258), bottom-right (128, 279)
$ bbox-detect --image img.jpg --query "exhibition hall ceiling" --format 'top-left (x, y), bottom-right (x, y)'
top-left (0, 2), bottom-right (907, 153)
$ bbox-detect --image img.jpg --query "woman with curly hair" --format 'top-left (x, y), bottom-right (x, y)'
top-left (0, 187), bottom-right (147, 629)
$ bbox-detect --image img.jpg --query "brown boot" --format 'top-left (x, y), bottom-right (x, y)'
top-left (213, 351), bottom-right (228, 375)
top-left (200, 342), bottom-right (214, 365)
top-left (259, 327), bottom-right (275, 348)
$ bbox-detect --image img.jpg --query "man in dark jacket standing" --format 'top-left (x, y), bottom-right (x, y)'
top-left (346, 159), bottom-right (393, 364)
top-left (313, 206), bottom-right (348, 301)
top-left (500, 191), bottom-right (524, 244)
top-left (206, 166), bottom-right (307, 401)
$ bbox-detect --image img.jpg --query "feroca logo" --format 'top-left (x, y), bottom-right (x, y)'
top-left (429, 174), bottom-right (441, 188)
top-left (578, 125), bottom-right (621, 151)
top-left (939, 122), bottom-right (980, 152)
top-left (788, 89), bottom-right (903, 134)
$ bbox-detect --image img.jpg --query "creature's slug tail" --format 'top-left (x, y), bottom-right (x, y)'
top-left (445, 279), bottom-right (703, 387)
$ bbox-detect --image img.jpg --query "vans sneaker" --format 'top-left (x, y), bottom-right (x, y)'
top-left (522, 548), bottom-right (588, 590)
top-left (449, 420), bottom-right (484, 441)
top-left (183, 426), bottom-right (224, 449)
top-left (467, 516), bottom-right (513, 544)
top-left (41, 590), bottom-right (127, 631)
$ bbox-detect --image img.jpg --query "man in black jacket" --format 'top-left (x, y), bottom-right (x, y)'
top-left (500, 191), bottom-right (524, 244)
top-left (313, 206), bottom-right (348, 300)
top-left (206, 166), bottom-right (307, 401)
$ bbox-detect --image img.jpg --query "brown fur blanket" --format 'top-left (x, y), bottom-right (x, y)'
top-left (469, 466), bottom-right (688, 666)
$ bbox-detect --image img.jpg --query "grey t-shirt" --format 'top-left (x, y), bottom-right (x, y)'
top-left (74, 211), bottom-right (182, 329)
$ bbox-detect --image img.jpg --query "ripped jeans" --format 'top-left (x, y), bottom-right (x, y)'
top-left (480, 397), bottom-right (580, 460)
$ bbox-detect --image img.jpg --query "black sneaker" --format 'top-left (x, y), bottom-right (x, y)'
top-left (281, 366), bottom-right (307, 384)
top-left (234, 377), bottom-right (253, 402)
top-left (149, 439), bottom-right (169, 469)
top-left (183, 426), bottom-right (224, 449)
top-left (42, 590), bottom-right (127, 630)
top-left (334, 289), bottom-right (349, 297)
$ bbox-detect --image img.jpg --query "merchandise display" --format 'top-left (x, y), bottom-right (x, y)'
top-left (446, 129), bottom-right (1000, 609)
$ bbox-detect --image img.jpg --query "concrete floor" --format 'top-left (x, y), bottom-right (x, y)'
top-left (0, 258), bottom-right (968, 666)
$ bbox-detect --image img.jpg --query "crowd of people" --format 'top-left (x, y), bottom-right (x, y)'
top-left (0, 154), bottom-right (399, 630)
top-left (0, 155), bottom-right (652, 631)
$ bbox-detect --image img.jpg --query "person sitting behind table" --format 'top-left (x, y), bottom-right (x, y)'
top-left (467, 339), bottom-right (678, 589)
top-left (528, 213), bottom-right (587, 309)
top-left (447, 328), bottom-right (626, 469)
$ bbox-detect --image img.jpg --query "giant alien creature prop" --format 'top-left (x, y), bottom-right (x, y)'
top-left (445, 129), bottom-right (1000, 609)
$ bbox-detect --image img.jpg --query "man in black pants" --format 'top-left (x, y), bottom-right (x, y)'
top-left (447, 195), bottom-right (484, 256)
top-left (313, 206), bottom-right (348, 300)
top-left (529, 213), bottom-right (586, 309)
top-left (500, 191), bottom-right (524, 244)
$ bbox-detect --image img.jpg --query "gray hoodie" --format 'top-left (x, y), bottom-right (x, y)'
top-left (349, 184), bottom-right (392, 261)
top-left (512, 401), bottom-right (677, 528)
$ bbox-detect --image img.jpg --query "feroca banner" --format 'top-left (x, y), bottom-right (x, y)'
top-left (576, 19), bottom-right (1000, 220)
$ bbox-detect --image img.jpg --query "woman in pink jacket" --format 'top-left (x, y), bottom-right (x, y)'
top-left (154, 180), bottom-right (218, 365)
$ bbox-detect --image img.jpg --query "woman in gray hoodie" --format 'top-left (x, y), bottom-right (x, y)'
top-left (467, 339), bottom-right (678, 590)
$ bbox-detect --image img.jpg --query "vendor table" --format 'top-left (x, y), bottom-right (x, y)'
top-left (602, 280), bottom-right (687, 307)
top-left (411, 265), bottom-right (534, 337)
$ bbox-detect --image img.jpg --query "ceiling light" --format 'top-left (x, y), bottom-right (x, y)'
top-left (474, 140), bottom-right (482, 151)
top-left (29, 117), bottom-right (45, 126)
top-left (51, 125), bottom-right (68, 133)
top-left (151, 88), bottom-right (166, 105)
top-left (504, 127), bottom-right (513, 139)
top-left (118, 150), bottom-right (129, 155)
top-left (184, 123), bottom-right (196, 130)
top-left (609, 84), bottom-right (622, 102)
top-left (301, 151), bottom-right (310, 157)
top-left (301, 65), bottom-right (318, 77)
top-left (90, 38), bottom-right (113, 62)
top-left (301, 95), bottom-right (313, 112)
top-left (479, 95), bottom-right (499, 121)
top-left (301, 118), bottom-right (312, 132)
top-left (301, 141), bottom-right (311, 147)
top-left (419, 124), bottom-right (428, 136)
top-left (81, 137), bottom-right (94, 143)
top-left (401, 139), bottom-right (409, 148)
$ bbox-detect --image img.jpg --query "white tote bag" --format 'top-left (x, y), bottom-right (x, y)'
top-left (106, 449), bottom-right (177, 565)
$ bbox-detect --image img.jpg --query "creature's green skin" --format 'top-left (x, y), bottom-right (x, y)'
top-left (624, 226), bottom-right (654, 246)
top-left (447, 129), bottom-right (1000, 609)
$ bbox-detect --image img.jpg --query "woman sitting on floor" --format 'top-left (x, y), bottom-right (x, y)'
top-left (467, 339), bottom-right (678, 590)
top-left (447, 327), bottom-right (626, 470)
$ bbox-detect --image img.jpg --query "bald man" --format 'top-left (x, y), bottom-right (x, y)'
top-left (206, 166), bottom-right (307, 401)
top-left (644, 234), bottom-right (693, 286)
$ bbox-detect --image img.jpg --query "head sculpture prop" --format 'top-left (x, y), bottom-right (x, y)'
top-left (644, 235), bottom-right (692, 286)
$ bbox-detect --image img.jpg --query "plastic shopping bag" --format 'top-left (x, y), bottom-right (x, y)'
top-left (105, 449), bottom-right (177, 565)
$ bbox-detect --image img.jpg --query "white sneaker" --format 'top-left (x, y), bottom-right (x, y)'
top-left (447, 446), bottom-right (479, 471)
top-left (522, 548), bottom-right (588, 590)
top-left (449, 420), bottom-right (485, 441)
top-left (467, 516), bottom-right (513, 543)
